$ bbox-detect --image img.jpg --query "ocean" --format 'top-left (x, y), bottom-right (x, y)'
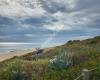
top-left (0, 42), bottom-right (61, 54)
top-left (0, 42), bottom-right (38, 53)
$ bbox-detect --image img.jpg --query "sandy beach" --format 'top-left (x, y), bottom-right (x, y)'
top-left (0, 49), bottom-right (35, 62)
top-left (0, 47), bottom-right (54, 62)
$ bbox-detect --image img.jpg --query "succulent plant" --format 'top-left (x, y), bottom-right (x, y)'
top-left (49, 48), bottom-right (73, 69)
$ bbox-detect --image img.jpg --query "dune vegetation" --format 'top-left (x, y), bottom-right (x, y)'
top-left (0, 36), bottom-right (100, 80)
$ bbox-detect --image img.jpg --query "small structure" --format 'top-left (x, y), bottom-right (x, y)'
top-left (82, 69), bottom-right (90, 80)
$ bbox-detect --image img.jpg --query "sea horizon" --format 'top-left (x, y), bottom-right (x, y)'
top-left (0, 42), bottom-right (62, 53)
top-left (0, 42), bottom-right (38, 53)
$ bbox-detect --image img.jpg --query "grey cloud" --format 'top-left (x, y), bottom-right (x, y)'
top-left (40, 0), bottom-right (67, 13)
top-left (76, 0), bottom-right (100, 10)
top-left (38, 0), bottom-right (100, 31)
top-left (0, 0), bottom-right (100, 43)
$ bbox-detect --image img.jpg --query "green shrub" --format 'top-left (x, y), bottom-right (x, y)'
top-left (49, 49), bottom-right (73, 69)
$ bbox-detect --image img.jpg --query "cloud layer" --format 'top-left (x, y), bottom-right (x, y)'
top-left (0, 0), bottom-right (100, 47)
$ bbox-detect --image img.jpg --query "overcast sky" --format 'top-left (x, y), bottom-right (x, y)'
top-left (0, 0), bottom-right (100, 47)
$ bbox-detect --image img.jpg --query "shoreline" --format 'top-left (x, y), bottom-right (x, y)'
top-left (0, 47), bottom-right (55, 62)
top-left (0, 49), bottom-right (35, 62)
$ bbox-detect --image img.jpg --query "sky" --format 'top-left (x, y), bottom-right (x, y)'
top-left (0, 0), bottom-right (100, 48)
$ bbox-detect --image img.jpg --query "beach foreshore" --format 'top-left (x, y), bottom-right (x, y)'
top-left (0, 47), bottom-right (55, 62)
top-left (0, 49), bottom-right (35, 62)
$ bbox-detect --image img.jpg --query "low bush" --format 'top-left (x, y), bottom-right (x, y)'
top-left (49, 49), bottom-right (73, 69)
